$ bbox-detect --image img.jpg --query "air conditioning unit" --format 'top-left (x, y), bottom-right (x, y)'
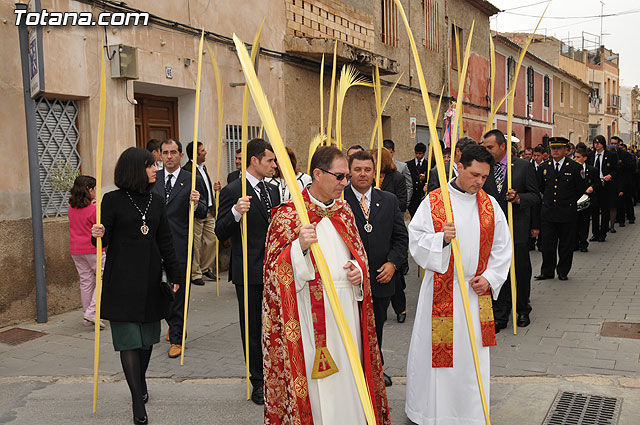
top-left (109, 44), bottom-right (139, 80)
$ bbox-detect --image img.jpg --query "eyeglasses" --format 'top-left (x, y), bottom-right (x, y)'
top-left (319, 168), bottom-right (351, 181)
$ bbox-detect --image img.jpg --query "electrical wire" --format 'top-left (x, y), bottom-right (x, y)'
top-left (502, 8), bottom-right (640, 19)
top-left (501, 1), bottom-right (550, 12)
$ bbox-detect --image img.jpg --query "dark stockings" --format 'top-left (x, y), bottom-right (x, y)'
top-left (120, 347), bottom-right (152, 419)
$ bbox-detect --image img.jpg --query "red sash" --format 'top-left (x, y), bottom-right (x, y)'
top-left (429, 188), bottom-right (497, 368)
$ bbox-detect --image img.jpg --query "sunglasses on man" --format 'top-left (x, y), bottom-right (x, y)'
top-left (320, 168), bottom-right (351, 181)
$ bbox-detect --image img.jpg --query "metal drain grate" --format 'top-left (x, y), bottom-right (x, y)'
top-left (543, 391), bottom-right (622, 425)
top-left (0, 328), bottom-right (47, 346)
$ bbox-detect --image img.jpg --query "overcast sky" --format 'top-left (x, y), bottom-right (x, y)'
top-left (490, 0), bottom-right (640, 87)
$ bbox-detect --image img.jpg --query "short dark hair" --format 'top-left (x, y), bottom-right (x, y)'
top-left (246, 138), bottom-right (273, 167)
top-left (347, 144), bottom-right (365, 153)
top-left (574, 147), bottom-right (589, 158)
top-left (533, 145), bottom-right (546, 154)
top-left (114, 147), bottom-right (156, 193)
top-left (146, 139), bottom-right (161, 152)
top-left (186, 141), bottom-right (203, 161)
top-left (611, 136), bottom-right (623, 143)
top-left (349, 149), bottom-right (374, 168)
top-left (483, 129), bottom-right (507, 146)
top-left (69, 175), bottom-right (96, 208)
top-left (161, 138), bottom-right (182, 153)
top-left (443, 147), bottom-right (451, 156)
top-left (310, 146), bottom-right (344, 180)
top-left (414, 142), bottom-right (427, 153)
top-left (382, 139), bottom-right (395, 150)
top-left (460, 145), bottom-right (495, 168)
top-left (575, 142), bottom-right (587, 150)
top-left (456, 136), bottom-right (478, 153)
top-left (593, 135), bottom-right (606, 146)
top-left (235, 148), bottom-right (242, 155)
top-left (524, 147), bottom-right (533, 153)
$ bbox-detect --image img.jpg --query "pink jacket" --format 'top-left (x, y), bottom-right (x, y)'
top-left (68, 203), bottom-right (101, 255)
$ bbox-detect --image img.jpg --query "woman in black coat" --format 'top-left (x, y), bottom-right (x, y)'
top-left (92, 147), bottom-right (184, 424)
top-left (377, 147), bottom-right (408, 212)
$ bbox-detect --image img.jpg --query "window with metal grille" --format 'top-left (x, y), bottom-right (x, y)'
top-left (507, 56), bottom-right (516, 91)
top-left (224, 125), bottom-right (263, 175)
top-left (381, 0), bottom-right (398, 47)
top-left (424, 0), bottom-right (439, 52)
top-left (35, 98), bottom-right (81, 217)
top-left (451, 24), bottom-right (463, 71)
top-left (527, 66), bottom-right (535, 103)
top-left (543, 75), bottom-right (550, 107)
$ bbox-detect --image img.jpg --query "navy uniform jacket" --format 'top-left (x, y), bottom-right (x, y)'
top-left (536, 158), bottom-right (586, 223)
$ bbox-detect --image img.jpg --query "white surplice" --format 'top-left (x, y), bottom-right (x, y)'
top-left (405, 181), bottom-right (512, 425)
top-left (289, 193), bottom-right (366, 425)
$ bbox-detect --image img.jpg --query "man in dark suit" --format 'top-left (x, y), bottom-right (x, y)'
top-left (227, 148), bottom-right (242, 184)
top-left (611, 137), bottom-right (636, 226)
top-left (406, 142), bottom-right (428, 217)
top-left (344, 150), bottom-right (408, 388)
top-left (529, 144), bottom-right (547, 251)
top-left (215, 138), bottom-right (279, 405)
top-left (183, 141), bottom-right (222, 285)
top-left (573, 147), bottom-right (601, 252)
top-left (426, 137), bottom-right (478, 193)
top-left (588, 135), bottom-right (618, 241)
top-left (152, 139), bottom-right (208, 358)
top-left (481, 129), bottom-right (540, 331)
top-left (535, 137), bottom-right (586, 281)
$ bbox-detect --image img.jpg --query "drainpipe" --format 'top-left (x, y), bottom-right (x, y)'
top-left (16, 2), bottom-right (48, 323)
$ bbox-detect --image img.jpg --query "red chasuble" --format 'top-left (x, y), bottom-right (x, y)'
top-left (428, 188), bottom-right (497, 368)
top-left (263, 188), bottom-right (390, 425)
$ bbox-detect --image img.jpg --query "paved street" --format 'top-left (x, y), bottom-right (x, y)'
top-left (1, 212), bottom-right (639, 424)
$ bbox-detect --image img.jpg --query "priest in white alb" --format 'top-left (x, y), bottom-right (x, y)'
top-left (263, 146), bottom-right (390, 425)
top-left (405, 144), bottom-right (512, 425)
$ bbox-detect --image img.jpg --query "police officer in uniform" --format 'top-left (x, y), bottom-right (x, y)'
top-left (535, 137), bottom-right (586, 281)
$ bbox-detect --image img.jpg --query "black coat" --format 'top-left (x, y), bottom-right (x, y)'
top-left (183, 160), bottom-right (214, 206)
top-left (227, 169), bottom-right (241, 184)
top-left (581, 163), bottom-right (602, 207)
top-left (344, 186), bottom-right (408, 298)
top-left (536, 158), bottom-right (586, 223)
top-left (151, 169), bottom-right (208, 263)
top-left (94, 190), bottom-right (185, 322)
top-left (426, 161), bottom-right (456, 193)
top-left (406, 158), bottom-right (428, 214)
top-left (379, 170), bottom-right (408, 212)
top-left (215, 177), bottom-right (280, 286)
top-left (587, 150), bottom-right (620, 193)
top-left (483, 157), bottom-right (540, 245)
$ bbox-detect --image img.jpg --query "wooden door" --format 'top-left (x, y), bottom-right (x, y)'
top-left (134, 94), bottom-right (179, 148)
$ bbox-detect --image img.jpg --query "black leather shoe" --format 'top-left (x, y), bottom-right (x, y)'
top-left (534, 274), bottom-right (552, 280)
top-left (558, 275), bottom-right (568, 281)
top-left (589, 236), bottom-right (598, 242)
top-left (580, 247), bottom-right (588, 252)
top-left (397, 312), bottom-right (406, 323)
top-left (609, 227), bottom-right (617, 233)
top-left (192, 278), bottom-right (205, 286)
top-left (619, 222), bottom-right (626, 227)
top-left (629, 219), bottom-right (635, 224)
top-left (251, 385), bottom-right (264, 405)
top-left (516, 313), bottom-right (530, 327)
top-left (142, 393), bottom-right (149, 404)
top-left (598, 237), bottom-right (606, 242)
top-left (133, 415), bottom-right (148, 424)
top-left (203, 270), bottom-right (216, 280)
top-left (494, 321), bottom-right (507, 333)
top-left (384, 373), bottom-right (392, 387)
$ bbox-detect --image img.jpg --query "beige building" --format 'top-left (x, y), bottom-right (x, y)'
top-left (632, 86), bottom-right (640, 147)
top-left (1, 0), bottom-right (499, 324)
top-left (586, 46), bottom-right (620, 141)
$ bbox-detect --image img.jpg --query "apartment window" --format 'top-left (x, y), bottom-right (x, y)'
top-left (35, 97), bottom-right (81, 217)
top-left (425, 0), bottom-right (439, 52)
top-left (381, 0), bottom-right (398, 47)
top-left (527, 66), bottom-right (535, 103)
top-left (451, 24), bottom-right (463, 70)
top-left (560, 81), bottom-right (565, 105)
top-left (543, 75), bottom-right (550, 107)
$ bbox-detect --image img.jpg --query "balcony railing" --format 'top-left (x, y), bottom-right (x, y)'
top-left (608, 94), bottom-right (620, 108)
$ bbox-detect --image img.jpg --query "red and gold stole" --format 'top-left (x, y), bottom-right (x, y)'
top-left (429, 188), bottom-right (497, 368)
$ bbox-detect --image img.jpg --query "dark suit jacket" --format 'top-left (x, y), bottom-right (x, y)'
top-left (587, 150), bottom-right (619, 192)
top-left (406, 158), bottom-right (428, 196)
top-left (426, 161), bottom-right (457, 193)
top-left (536, 158), bottom-right (586, 223)
top-left (151, 169), bottom-right (208, 263)
top-left (183, 160), bottom-right (214, 206)
top-left (214, 177), bottom-right (280, 286)
top-left (379, 170), bottom-right (408, 212)
top-left (344, 186), bottom-right (408, 298)
top-left (582, 163), bottom-right (602, 207)
top-left (227, 169), bottom-right (241, 184)
top-left (483, 157), bottom-right (540, 245)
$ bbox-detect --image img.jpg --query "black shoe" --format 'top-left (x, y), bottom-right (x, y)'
top-left (534, 274), bottom-right (552, 280)
top-left (384, 373), bottom-right (392, 387)
top-left (203, 270), bottom-right (216, 280)
top-left (629, 219), bottom-right (635, 224)
top-left (516, 313), bottom-right (530, 327)
top-left (558, 275), bottom-right (568, 281)
top-left (619, 222), bottom-right (626, 227)
top-left (589, 236), bottom-right (598, 242)
top-left (494, 321), bottom-right (507, 333)
top-left (251, 385), bottom-right (264, 405)
top-left (192, 278), bottom-right (205, 286)
top-left (580, 247), bottom-right (588, 252)
top-left (133, 415), bottom-right (148, 425)
top-left (598, 237), bottom-right (606, 242)
top-left (142, 393), bottom-right (149, 404)
top-left (397, 312), bottom-right (406, 323)
top-left (609, 227), bottom-right (617, 233)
